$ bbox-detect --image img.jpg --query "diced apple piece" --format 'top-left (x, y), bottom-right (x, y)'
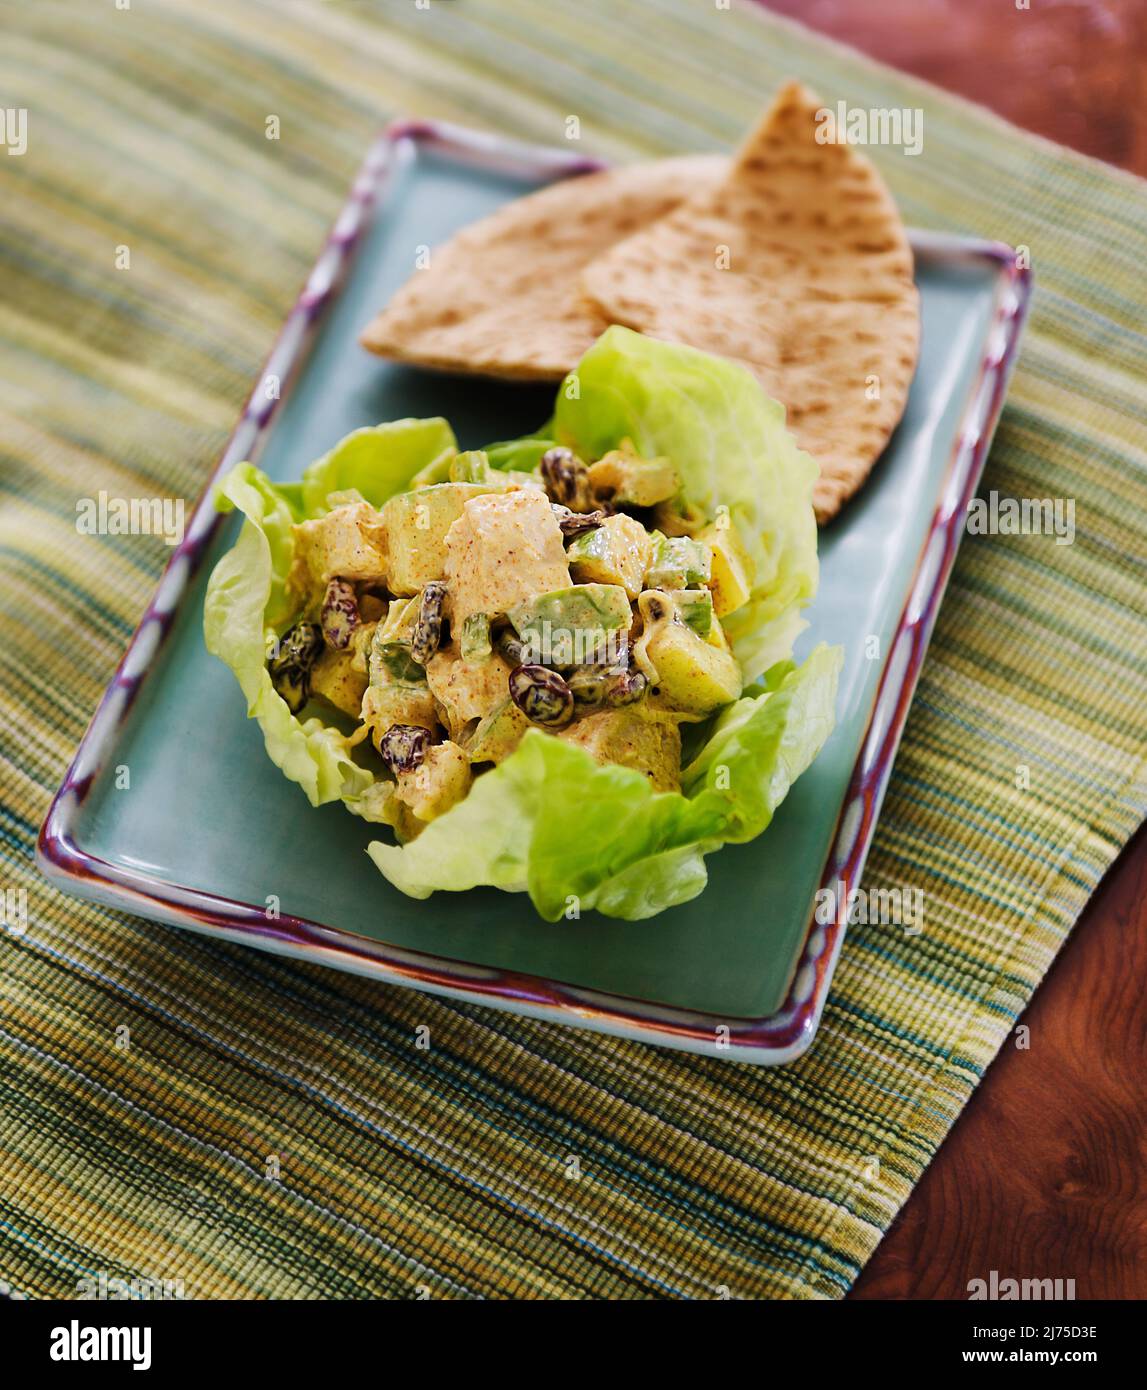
top-left (588, 450), bottom-right (679, 507)
top-left (380, 482), bottom-right (500, 595)
top-left (697, 520), bottom-right (752, 618)
top-left (667, 589), bottom-right (713, 638)
top-left (310, 647), bottom-right (368, 718)
top-left (395, 741), bottom-right (472, 824)
top-left (567, 513), bottom-right (652, 598)
top-left (637, 591), bottom-right (742, 716)
top-left (644, 534), bottom-right (712, 590)
top-left (465, 699), bottom-right (532, 765)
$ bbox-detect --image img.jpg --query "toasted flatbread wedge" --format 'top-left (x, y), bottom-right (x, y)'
top-left (360, 155), bottom-right (726, 381)
top-left (581, 82), bottom-right (920, 520)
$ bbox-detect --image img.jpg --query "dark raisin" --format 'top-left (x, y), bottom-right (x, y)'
top-left (378, 724), bottom-right (431, 774)
top-left (508, 664), bottom-right (574, 727)
top-left (603, 668), bottom-right (647, 707)
top-left (567, 666), bottom-right (610, 706)
top-left (495, 627), bottom-right (529, 667)
top-left (410, 581), bottom-right (447, 665)
top-left (540, 446), bottom-right (593, 511)
top-left (566, 664), bottom-right (646, 709)
top-left (551, 503), bottom-right (607, 539)
top-left (269, 621), bottom-right (323, 713)
top-left (320, 578), bottom-right (360, 650)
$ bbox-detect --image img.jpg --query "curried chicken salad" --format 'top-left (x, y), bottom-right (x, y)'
top-left (205, 328), bottom-right (841, 919)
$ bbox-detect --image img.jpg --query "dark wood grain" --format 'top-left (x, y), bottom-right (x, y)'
top-left (850, 823), bottom-right (1147, 1299)
top-left (763, 0), bottom-right (1147, 175)
top-left (753, 0), bottom-right (1147, 1300)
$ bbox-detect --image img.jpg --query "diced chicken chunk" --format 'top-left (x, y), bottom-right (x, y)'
top-left (395, 741), bottom-right (472, 825)
top-left (288, 502), bottom-right (387, 595)
top-left (425, 644), bottom-right (514, 742)
top-left (310, 646), bottom-right (368, 718)
top-left (360, 684), bottom-right (438, 749)
top-left (444, 491), bottom-right (570, 628)
top-left (557, 709), bottom-right (682, 793)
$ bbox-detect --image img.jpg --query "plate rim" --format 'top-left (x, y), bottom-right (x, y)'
top-left (36, 119), bottom-right (1033, 1065)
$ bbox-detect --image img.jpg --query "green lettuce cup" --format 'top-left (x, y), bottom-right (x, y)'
top-left (205, 328), bottom-right (841, 919)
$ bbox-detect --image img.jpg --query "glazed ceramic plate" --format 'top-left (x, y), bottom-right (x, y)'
top-left (37, 122), bottom-right (1030, 1064)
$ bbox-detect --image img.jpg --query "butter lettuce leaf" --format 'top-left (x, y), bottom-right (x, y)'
top-left (206, 334), bottom-right (839, 919)
top-left (203, 412), bottom-right (457, 816)
top-left (552, 325), bottom-right (819, 679)
top-left (369, 645), bottom-right (840, 919)
top-left (482, 436), bottom-right (556, 473)
top-left (301, 418), bottom-right (456, 514)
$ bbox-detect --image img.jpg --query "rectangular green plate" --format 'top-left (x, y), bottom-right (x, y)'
top-left (38, 122), bottom-right (1030, 1064)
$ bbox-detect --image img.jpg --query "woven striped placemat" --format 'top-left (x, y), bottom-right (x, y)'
top-left (1, 0), bottom-right (1144, 1299)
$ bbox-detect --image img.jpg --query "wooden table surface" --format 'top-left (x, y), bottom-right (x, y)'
top-left (757, 0), bottom-right (1147, 1301)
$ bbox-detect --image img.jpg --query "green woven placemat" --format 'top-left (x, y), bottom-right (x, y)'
top-left (1, 0), bottom-right (1145, 1300)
